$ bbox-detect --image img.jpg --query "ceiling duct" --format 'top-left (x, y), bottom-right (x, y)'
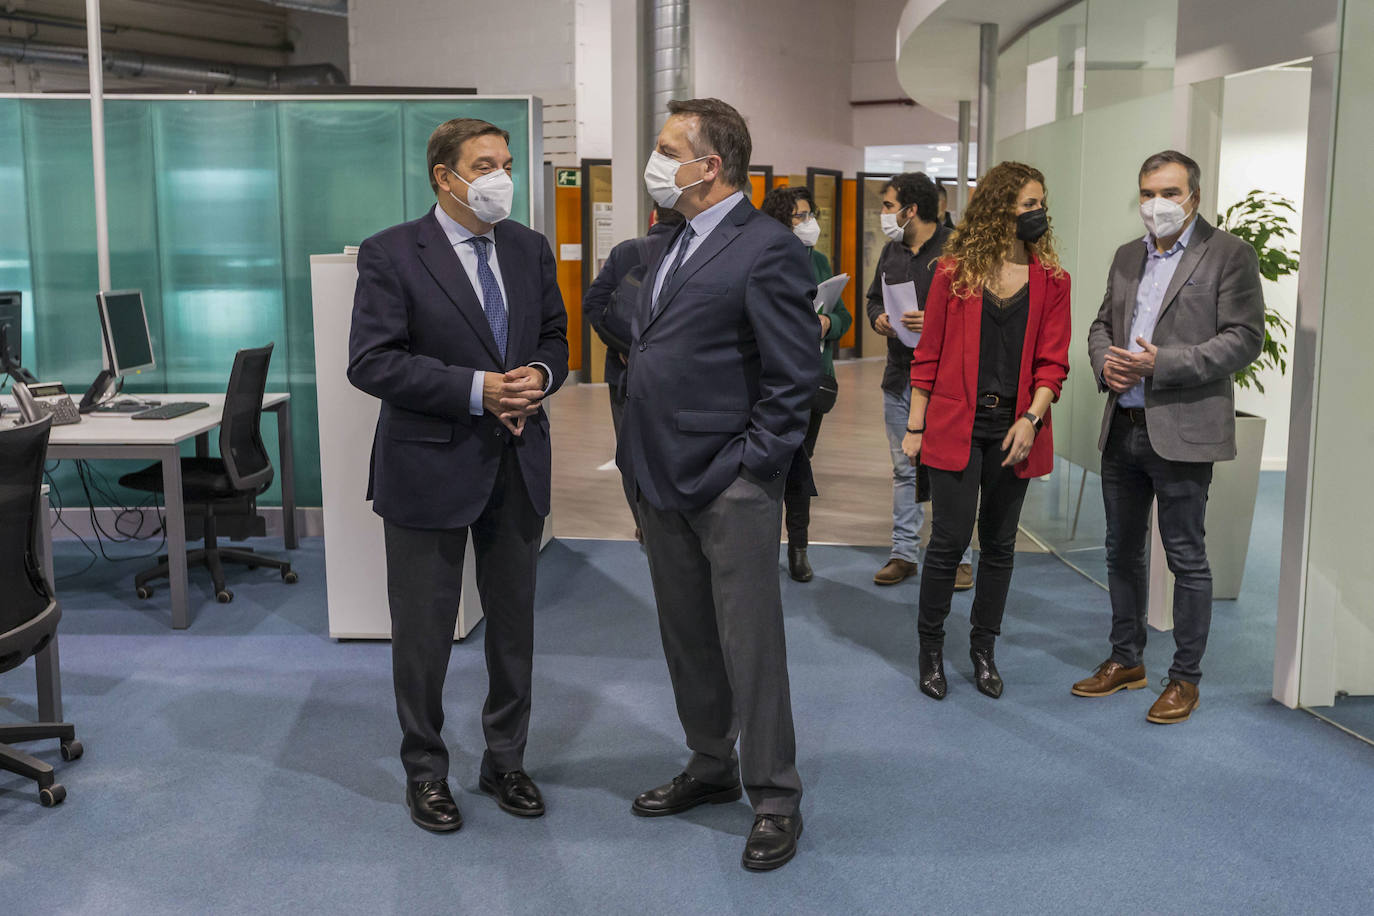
top-left (0, 36), bottom-right (346, 89)
top-left (254, 0), bottom-right (348, 16)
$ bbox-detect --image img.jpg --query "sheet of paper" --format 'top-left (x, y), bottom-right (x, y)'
top-left (813, 273), bottom-right (850, 315)
top-left (881, 279), bottom-right (922, 349)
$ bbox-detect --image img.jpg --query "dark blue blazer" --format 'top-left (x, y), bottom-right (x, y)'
top-left (347, 206), bottom-right (569, 529)
top-left (617, 197), bottom-right (820, 511)
top-left (583, 220), bottom-right (678, 390)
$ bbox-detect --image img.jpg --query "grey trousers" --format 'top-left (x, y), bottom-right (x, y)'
top-left (608, 382), bottom-right (641, 528)
top-left (382, 447), bottom-right (543, 783)
top-left (637, 470), bottom-right (803, 816)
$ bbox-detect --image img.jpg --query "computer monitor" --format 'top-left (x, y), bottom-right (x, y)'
top-left (0, 290), bottom-right (37, 385)
top-left (96, 289), bottom-right (155, 378)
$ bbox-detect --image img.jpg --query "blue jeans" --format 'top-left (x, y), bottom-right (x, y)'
top-left (1100, 410), bottom-right (1213, 683)
top-left (882, 388), bottom-right (971, 567)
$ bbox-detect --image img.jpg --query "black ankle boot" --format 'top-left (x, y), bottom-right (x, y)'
top-left (970, 646), bottom-right (1003, 699)
top-left (787, 544), bottom-right (813, 583)
top-left (919, 646), bottom-right (947, 700)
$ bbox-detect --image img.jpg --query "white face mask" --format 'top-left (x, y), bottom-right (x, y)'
top-left (643, 150), bottom-right (709, 209)
top-left (880, 210), bottom-right (910, 242)
top-left (793, 214), bottom-right (821, 247)
top-left (1139, 191), bottom-right (1194, 240)
top-left (448, 167), bottom-right (514, 224)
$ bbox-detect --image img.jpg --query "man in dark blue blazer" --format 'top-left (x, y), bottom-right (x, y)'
top-left (347, 118), bottom-right (568, 833)
top-left (619, 98), bottom-right (819, 871)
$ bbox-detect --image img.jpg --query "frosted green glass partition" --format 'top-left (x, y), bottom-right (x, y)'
top-left (995, 0), bottom-right (1178, 580)
top-left (0, 94), bottom-right (539, 508)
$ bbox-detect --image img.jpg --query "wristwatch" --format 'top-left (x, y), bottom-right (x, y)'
top-left (1021, 411), bottom-right (1043, 432)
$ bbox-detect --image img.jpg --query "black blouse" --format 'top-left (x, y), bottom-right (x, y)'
top-left (978, 283), bottom-right (1030, 402)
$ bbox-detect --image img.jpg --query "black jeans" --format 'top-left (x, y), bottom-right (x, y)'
top-left (1100, 409), bottom-right (1214, 683)
top-left (917, 406), bottom-right (1029, 651)
top-left (783, 409), bottom-right (824, 548)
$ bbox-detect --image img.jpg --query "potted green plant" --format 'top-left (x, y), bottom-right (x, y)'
top-left (1197, 190), bottom-right (1300, 599)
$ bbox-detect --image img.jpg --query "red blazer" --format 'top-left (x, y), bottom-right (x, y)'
top-left (910, 254), bottom-right (1071, 479)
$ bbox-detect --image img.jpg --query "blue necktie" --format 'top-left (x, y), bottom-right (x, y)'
top-left (654, 224), bottom-right (695, 316)
top-left (467, 236), bottom-right (508, 360)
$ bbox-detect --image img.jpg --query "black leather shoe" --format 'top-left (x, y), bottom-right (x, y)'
top-left (787, 545), bottom-right (813, 582)
top-left (479, 769), bottom-right (545, 818)
top-left (970, 646), bottom-right (1004, 699)
top-left (405, 779), bottom-right (462, 833)
top-left (919, 646), bottom-right (947, 700)
top-left (742, 813), bottom-right (802, 871)
top-left (632, 772), bottom-right (743, 817)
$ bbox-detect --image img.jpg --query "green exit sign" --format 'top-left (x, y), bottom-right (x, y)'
top-left (555, 168), bottom-right (580, 187)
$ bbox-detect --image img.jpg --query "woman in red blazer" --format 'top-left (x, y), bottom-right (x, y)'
top-left (902, 161), bottom-right (1071, 701)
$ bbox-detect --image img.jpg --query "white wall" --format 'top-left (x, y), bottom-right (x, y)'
top-left (348, 0), bottom-right (573, 92)
top-left (1175, 0), bottom-right (1339, 86)
top-left (852, 0), bottom-right (960, 148)
top-left (691, 0), bottom-right (862, 173)
top-left (575, 0), bottom-right (614, 160)
top-left (1217, 66), bottom-right (1310, 470)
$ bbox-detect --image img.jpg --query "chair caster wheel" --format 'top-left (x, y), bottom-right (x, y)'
top-left (135, 586), bottom-right (154, 600)
top-left (282, 569), bottom-right (298, 584)
top-left (216, 590), bottom-right (233, 604)
top-left (39, 783), bottom-right (66, 807)
top-left (61, 739), bottom-right (84, 761)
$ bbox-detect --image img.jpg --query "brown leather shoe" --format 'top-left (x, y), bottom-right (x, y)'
top-left (1147, 679), bottom-right (1200, 724)
top-left (1071, 659), bottom-right (1148, 697)
top-left (874, 558), bottom-right (918, 586)
top-left (953, 563), bottom-right (974, 591)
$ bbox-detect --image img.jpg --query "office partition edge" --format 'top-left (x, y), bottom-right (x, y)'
top-left (1274, 50), bottom-right (1340, 709)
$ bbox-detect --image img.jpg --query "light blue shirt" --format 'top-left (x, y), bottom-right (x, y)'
top-left (432, 205), bottom-right (549, 416)
top-left (1118, 217), bottom-right (1198, 408)
top-left (650, 190), bottom-right (745, 307)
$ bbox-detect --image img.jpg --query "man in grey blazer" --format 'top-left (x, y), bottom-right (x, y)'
top-left (1073, 151), bottom-right (1263, 724)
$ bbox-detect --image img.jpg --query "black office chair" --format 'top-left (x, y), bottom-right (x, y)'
top-left (120, 343), bottom-right (298, 604)
top-left (1, 414), bottom-right (82, 808)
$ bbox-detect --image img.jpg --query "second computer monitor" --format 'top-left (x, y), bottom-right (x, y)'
top-left (0, 290), bottom-right (20, 365)
top-left (97, 289), bottom-right (155, 378)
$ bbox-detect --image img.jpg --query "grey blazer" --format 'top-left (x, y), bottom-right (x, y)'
top-left (1087, 217), bottom-right (1264, 463)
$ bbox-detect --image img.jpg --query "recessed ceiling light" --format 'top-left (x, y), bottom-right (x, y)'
top-left (928, 166), bottom-right (940, 173)
top-left (929, 157), bottom-right (945, 163)
top-left (936, 145), bottom-right (952, 151)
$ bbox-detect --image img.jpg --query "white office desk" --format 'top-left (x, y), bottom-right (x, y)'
top-left (3, 392), bottom-right (295, 629)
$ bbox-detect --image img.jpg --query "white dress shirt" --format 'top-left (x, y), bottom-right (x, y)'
top-left (432, 204), bottom-right (550, 416)
top-left (650, 190), bottom-right (745, 307)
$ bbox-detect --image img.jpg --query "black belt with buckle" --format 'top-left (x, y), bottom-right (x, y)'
top-left (976, 393), bottom-right (1010, 409)
top-left (1116, 406), bottom-right (1147, 425)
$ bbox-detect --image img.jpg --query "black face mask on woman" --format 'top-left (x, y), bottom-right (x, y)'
top-left (1016, 207), bottom-right (1049, 243)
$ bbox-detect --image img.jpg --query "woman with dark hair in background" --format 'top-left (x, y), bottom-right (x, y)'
top-left (902, 161), bottom-right (1071, 700)
top-left (759, 185), bottom-right (852, 582)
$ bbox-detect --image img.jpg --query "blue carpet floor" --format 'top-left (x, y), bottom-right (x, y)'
top-left (2, 519), bottom-right (1371, 913)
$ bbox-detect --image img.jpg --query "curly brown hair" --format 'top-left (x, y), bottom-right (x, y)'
top-left (943, 161), bottom-right (1063, 298)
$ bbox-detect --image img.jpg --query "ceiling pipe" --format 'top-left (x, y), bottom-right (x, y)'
top-left (0, 36), bottom-right (347, 89)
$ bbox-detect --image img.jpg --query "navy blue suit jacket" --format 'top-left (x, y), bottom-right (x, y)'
top-left (347, 206), bottom-right (569, 529)
top-left (617, 197), bottom-right (820, 512)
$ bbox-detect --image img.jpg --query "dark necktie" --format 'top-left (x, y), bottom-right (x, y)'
top-left (653, 224), bottom-right (696, 315)
top-left (466, 236), bottom-right (508, 360)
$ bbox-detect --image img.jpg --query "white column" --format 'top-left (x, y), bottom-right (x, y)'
top-left (85, 0), bottom-right (111, 290)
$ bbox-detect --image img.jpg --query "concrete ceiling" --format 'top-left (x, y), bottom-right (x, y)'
top-left (894, 0), bottom-right (1074, 120)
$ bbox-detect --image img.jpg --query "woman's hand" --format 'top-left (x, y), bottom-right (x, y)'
top-left (902, 431), bottom-right (923, 465)
top-left (1000, 418), bottom-right (1036, 467)
top-left (819, 313), bottom-right (832, 337)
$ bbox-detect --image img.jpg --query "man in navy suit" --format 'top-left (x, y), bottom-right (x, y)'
top-left (348, 118), bottom-right (568, 833)
top-left (619, 98), bottom-right (819, 871)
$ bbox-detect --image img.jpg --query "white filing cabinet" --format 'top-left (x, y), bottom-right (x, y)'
top-left (309, 253), bottom-right (552, 640)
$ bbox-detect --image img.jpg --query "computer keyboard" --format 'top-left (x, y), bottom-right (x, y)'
top-left (130, 401), bottom-right (210, 420)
